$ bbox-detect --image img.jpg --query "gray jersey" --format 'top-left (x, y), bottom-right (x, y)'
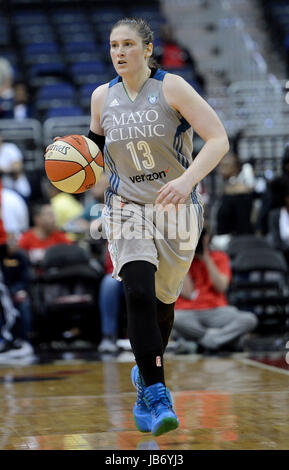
top-left (100, 68), bottom-right (196, 206)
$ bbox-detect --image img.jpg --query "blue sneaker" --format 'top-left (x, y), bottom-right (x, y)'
top-left (143, 382), bottom-right (180, 436)
top-left (131, 365), bottom-right (152, 433)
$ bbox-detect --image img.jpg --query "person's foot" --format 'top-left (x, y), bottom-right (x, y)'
top-left (131, 365), bottom-right (152, 433)
top-left (97, 337), bottom-right (118, 353)
top-left (0, 339), bottom-right (34, 359)
top-left (143, 382), bottom-right (180, 436)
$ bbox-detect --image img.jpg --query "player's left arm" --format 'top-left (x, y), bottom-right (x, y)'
top-left (156, 74), bottom-right (229, 207)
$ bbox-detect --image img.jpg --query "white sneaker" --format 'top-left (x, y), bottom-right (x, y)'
top-left (0, 340), bottom-right (34, 359)
top-left (97, 338), bottom-right (118, 353)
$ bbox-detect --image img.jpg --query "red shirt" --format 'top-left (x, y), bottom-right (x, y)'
top-left (0, 180), bottom-right (7, 245)
top-left (104, 244), bottom-right (113, 274)
top-left (19, 229), bottom-right (71, 264)
top-left (175, 251), bottom-right (232, 310)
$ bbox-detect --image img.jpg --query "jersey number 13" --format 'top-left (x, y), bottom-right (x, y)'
top-left (126, 140), bottom-right (155, 171)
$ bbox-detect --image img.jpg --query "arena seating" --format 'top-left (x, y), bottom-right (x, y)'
top-left (0, 0), bottom-right (167, 121)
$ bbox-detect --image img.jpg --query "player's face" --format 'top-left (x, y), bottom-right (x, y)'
top-left (110, 26), bottom-right (149, 75)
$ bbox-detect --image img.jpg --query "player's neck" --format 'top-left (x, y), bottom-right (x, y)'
top-left (122, 66), bottom-right (151, 99)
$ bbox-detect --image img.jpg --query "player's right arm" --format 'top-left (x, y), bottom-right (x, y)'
top-left (90, 83), bottom-right (109, 136)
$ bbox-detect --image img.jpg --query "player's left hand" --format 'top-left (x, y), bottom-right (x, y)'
top-left (155, 175), bottom-right (193, 209)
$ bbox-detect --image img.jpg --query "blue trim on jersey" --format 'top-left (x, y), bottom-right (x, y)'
top-left (109, 76), bottom-right (121, 88)
top-left (173, 117), bottom-right (191, 169)
top-left (105, 187), bottom-right (116, 209)
top-left (104, 145), bottom-right (120, 194)
top-left (190, 188), bottom-right (203, 237)
top-left (153, 69), bottom-right (167, 81)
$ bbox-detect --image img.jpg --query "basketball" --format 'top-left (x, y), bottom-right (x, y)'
top-left (44, 134), bottom-right (104, 194)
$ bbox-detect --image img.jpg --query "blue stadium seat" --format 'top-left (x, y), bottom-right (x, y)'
top-left (12, 11), bottom-right (48, 25)
top-left (0, 20), bottom-right (10, 47)
top-left (79, 82), bottom-right (106, 108)
top-left (18, 31), bottom-right (56, 45)
top-left (70, 61), bottom-right (108, 85)
top-left (63, 41), bottom-right (97, 54)
top-left (59, 32), bottom-right (95, 44)
top-left (17, 23), bottom-right (53, 34)
top-left (37, 83), bottom-right (76, 100)
top-left (45, 106), bottom-right (84, 119)
top-left (24, 42), bottom-right (59, 55)
top-left (91, 8), bottom-right (124, 24)
top-left (52, 10), bottom-right (87, 24)
top-left (29, 62), bottom-right (66, 80)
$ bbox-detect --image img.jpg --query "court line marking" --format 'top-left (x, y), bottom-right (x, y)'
top-left (238, 357), bottom-right (289, 376)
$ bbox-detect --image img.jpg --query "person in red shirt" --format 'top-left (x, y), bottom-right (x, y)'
top-left (19, 203), bottom-right (71, 266)
top-left (174, 227), bottom-right (257, 352)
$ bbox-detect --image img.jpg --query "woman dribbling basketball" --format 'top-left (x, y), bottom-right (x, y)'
top-left (49, 18), bottom-right (229, 436)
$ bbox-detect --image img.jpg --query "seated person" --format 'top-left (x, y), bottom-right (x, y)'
top-left (97, 245), bottom-right (125, 354)
top-left (1, 179), bottom-right (29, 237)
top-left (45, 182), bottom-right (84, 238)
top-left (0, 135), bottom-right (31, 200)
top-left (18, 203), bottom-right (71, 267)
top-left (213, 152), bottom-right (256, 244)
top-left (0, 58), bottom-right (14, 119)
top-left (268, 185), bottom-right (289, 267)
top-left (257, 145), bottom-right (289, 235)
top-left (0, 198), bottom-right (33, 358)
top-left (173, 227), bottom-right (258, 353)
top-left (0, 235), bottom-right (34, 358)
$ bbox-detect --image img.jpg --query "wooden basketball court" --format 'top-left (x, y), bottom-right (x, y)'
top-left (0, 352), bottom-right (288, 450)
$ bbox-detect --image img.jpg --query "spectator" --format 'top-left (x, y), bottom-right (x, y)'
top-left (154, 23), bottom-right (206, 95)
top-left (66, 173), bottom-right (108, 235)
top-left (0, 58), bottom-right (14, 119)
top-left (1, 179), bottom-right (29, 238)
top-left (97, 245), bottom-right (125, 354)
top-left (0, 234), bottom-right (34, 358)
top-left (0, 135), bottom-right (31, 200)
top-left (213, 152), bottom-right (255, 242)
top-left (45, 182), bottom-right (84, 239)
top-left (13, 82), bottom-right (34, 120)
top-left (173, 227), bottom-right (258, 353)
top-left (18, 203), bottom-right (71, 267)
top-left (257, 145), bottom-right (289, 234)
top-left (0, 185), bottom-right (33, 359)
top-left (268, 185), bottom-right (289, 267)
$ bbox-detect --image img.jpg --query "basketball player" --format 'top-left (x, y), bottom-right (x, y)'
top-left (47, 18), bottom-right (229, 436)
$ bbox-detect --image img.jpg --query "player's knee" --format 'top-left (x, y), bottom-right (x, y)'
top-left (126, 285), bottom-right (153, 309)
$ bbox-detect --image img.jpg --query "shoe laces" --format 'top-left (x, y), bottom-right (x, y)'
top-left (144, 384), bottom-right (171, 418)
top-left (136, 371), bottom-right (146, 406)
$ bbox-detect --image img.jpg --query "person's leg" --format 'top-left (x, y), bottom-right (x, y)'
top-left (120, 260), bottom-right (165, 387)
top-left (98, 274), bottom-right (123, 340)
top-left (173, 309), bottom-right (207, 341)
top-left (199, 306), bottom-right (257, 350)
top-left (156, 299), bottom-right (175, 352)
top-left (12, 297), bottom-right (32, 343)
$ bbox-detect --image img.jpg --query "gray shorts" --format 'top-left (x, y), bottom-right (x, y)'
top-left (102, 194), bottom-right (204, 304)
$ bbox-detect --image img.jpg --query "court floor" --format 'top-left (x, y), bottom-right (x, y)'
top-left (0, 351), bottom-right (289, 450)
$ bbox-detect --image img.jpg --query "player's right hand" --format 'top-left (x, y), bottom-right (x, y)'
top-left (44, 136), bottom-right (62, 158)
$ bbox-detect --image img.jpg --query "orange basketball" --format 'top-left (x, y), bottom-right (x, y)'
top-left (45, 134), bottom-right (104, 194)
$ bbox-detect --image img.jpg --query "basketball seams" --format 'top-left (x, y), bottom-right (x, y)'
top-left (62, 137), bottom-right (92, 165)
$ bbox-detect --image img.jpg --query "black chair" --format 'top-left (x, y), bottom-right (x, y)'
top-left (226, 235), bottom-right (272, 259)
top-left (34, 244), bottom-right (104, 343)
top-left (229, 247), bottom-right (289, 332)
